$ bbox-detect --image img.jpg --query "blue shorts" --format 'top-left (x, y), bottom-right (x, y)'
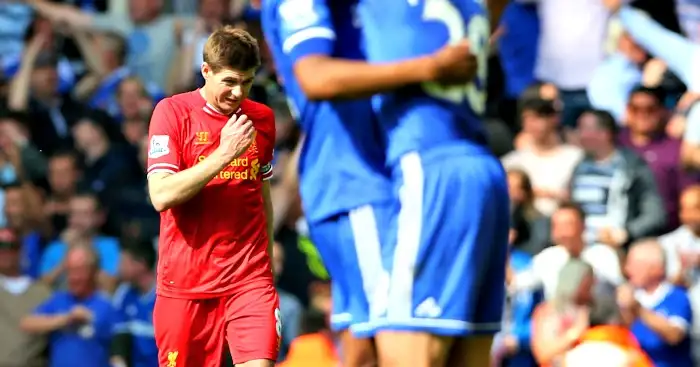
top-left (308, 202), bottom-right (394, 333)
top-left (356, 144), bottom-right (510, 337)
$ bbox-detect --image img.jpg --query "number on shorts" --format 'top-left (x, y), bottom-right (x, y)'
top-left (274, 308), bottom-right (282, 337)
top-left (418, 0), bottom-right (489, 115)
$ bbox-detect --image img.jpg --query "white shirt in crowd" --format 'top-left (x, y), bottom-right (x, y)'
top-left (502, 145), bottom-right (583, 216)
top-left (518, 0), bottom-right (613, 89)
top-left (512, 244), bottom-right (624, 300)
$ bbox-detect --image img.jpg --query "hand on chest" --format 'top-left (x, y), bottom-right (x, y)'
top-left (185, 116), bottom-right (267, 184)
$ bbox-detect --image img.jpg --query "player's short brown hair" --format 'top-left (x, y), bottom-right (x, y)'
top-left (203, 26), bottom-right (261, 73)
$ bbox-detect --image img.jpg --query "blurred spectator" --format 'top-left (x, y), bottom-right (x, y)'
top-left (112, 238), bottom-right (157, 367)
top-left (72, 30), bottom-right (163, 118)
top-left (278, 308), bottom-right (339, 367)
top-left (491, 239), bottom-right (543, 366)
top-left (509, 203), bottom-right (623, 300)
top-left (494, 1), bottom-right (539, 102)
top-left (0, 227), bottom-right (51, 367)
top-left (71, 116), bottom-right (134, 196)
top-left (619, 87), bottom-right (694, 231)
top-left (6, 30), bottom-right (92, 156)
top-left (2, 16), bottom-right (77, 95)
top-left (530, 258), bottom-right (594, 366)
top-left (620, 239), bottom-right (694, 367)
top-left (175, 0), bottom-right (234, 93)
top-left (273, 241), bottom-right (302, 361)
top-left (680, 96), bottom-right (700, 170)
top-left (526, 0), bottom-right (615, 128)
top-left (39, 192), bottom-right (120, 292)
top-left (21, 244), bottom-right (121, 367)
top-left (571, 109), bottom-right (666, 248)
top-left (0, 2), bottom-right (33, 61)
top-left (116, 77), bottom-right (157, 124)
top-left (660, 185), bottom-right (700, 359)
top-left (4, 183), bottom-right (49, 279)
top-left (45, 150), bottom-right (81, 234)
top-left (0, 110), bottom-right (48, 184)
top-left (502, 96), bottom-right (583, 216)
top-left (506, 169), bottom-right (549, 256)
top-left (587, 33), bottom-right (646, 122)
top-left (29, 0), bottom-right (195, 90)
top-left (563, 281), bottom-right (653, 367)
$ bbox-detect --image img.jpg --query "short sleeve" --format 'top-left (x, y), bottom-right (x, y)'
top-left (147, 99), bottom-right (183, 178)
top-left (39, 243), bottom-right (64, 277)
top-left (276, 0), bottom-right (336, 62)
top-left (261, 111), bottom-right (276, 181)
top-left (667, 291), bottom-right (693, 332)
top-left (34, 295), bottom-right (60, 315)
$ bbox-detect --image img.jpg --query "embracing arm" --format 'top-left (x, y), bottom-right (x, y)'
top-left (294, 55), bottom-right (446, 100)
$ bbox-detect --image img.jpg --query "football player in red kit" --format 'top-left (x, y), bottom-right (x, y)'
top-left (146, 26), bottom-right (278, 367)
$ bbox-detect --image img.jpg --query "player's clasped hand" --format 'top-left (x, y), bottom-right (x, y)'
top-left (217, 114), bottom-right (255, 161)
top-left (430, 40), bottom-right (477, 85)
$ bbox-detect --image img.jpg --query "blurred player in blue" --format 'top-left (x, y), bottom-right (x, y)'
top-left (259, 0), bottom-right (476, 366)
top-left (355, 0), bottom-right (511, 366)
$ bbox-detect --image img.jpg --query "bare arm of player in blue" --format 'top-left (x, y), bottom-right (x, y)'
top-left (294, 43), bottom-right (476, 100)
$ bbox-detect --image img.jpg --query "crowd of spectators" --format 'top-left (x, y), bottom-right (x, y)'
top-left (4, 0), bottom-right (700, 366)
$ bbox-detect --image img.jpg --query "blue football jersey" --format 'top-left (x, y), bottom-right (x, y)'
top-left (262, 0), bottom-right (391, 223)
top-left (358, 0), bottom-right (491, 165)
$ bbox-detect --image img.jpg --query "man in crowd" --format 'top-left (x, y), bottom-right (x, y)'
top-left (0, 227), bottom-right (51, 367)
top-left (509, 202), bottom-right (623, 299)
top-left (21, 244), bottom-right (121, 367)
top-left (112, 238), bottom-right (158, 367)
top-left (571, 109), bottom-right (666, 247)
top-left (619, 239), bottom-right (693, 367)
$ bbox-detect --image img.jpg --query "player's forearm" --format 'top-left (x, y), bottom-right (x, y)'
top-left (294, 56), bottom-right (436, 100)
top-left (148, 151), bottom-right (231, 212)
top-left (20, 314), bottom-right (70, 334)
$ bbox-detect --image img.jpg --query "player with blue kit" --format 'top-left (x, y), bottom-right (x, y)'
top-left (356, 0), bottom-right (510, 365)
top-left (260, 0), bottom-right (478, 365)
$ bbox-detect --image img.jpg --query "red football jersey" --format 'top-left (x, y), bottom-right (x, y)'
top-left (146, 90), bottom-right (276, 299)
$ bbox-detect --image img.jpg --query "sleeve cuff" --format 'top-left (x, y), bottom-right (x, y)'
top-left (147, 163), bottom-right (180, 178)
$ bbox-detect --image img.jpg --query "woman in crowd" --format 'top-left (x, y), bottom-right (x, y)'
top-left (530, 259), bottom-right (594, 366)
top-left (508, 168), bottom-right (550, 256)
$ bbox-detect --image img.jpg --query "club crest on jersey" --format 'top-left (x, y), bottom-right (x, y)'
top-left (148, 135), bottom-right (170, 159)
top-left (167, 351), bottom-right (178, 367)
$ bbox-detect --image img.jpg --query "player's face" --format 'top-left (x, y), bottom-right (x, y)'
top-left (202, 63), bottom-right (256, 114)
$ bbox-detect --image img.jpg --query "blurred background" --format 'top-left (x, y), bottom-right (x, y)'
top-left (3, 0), bottom-right (700, 366)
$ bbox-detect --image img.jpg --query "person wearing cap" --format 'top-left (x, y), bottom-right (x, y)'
top-left (0, 227), bottom-right (52, 367)
top-left (502, 94), bottom-right (583, 217)
top-left (111, 238), bottom-right (158, 367)
top-left (20, 243), bottom-right (121, 367)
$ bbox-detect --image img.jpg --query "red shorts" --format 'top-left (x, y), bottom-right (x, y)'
top-left (153, 283), bottom-right (281, 367)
